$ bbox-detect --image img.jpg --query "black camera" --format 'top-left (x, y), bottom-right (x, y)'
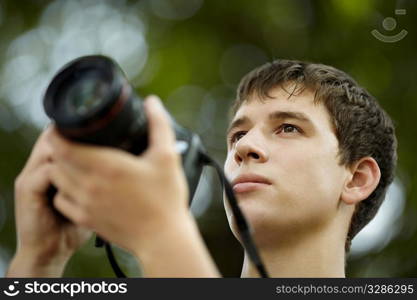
top-left (43, 55), bottom-right (205, 202)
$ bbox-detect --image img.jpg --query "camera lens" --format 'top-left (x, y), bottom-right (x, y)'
top-left (64, 69), bottom-right (109, 117)
top-left (43, 55), bottom-right (205, 208)
top-left (44, 56), bottom-right (126, 134)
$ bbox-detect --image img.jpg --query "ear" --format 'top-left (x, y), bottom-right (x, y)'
top-left (341, 157), bottom-right (381, 205)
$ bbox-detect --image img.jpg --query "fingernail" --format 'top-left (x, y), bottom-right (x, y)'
top-left (147, 95), bottom-right (169, 117)
top-left (148, 95), bottom-right (163, 110)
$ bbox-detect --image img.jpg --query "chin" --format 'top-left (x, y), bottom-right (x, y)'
top-left (228, 204), bottom-right (275, 246)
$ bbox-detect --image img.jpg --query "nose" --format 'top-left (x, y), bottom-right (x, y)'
top-left (234, 132), bottom-right (268, 164)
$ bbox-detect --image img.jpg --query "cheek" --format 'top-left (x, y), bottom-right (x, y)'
top-left (305, 159), bottom-right (343, 209)
top-left (223, 152), bottom-right (235, 181)
top-left (310, 144), bottom-right (345, 195)
top-left (271, 144), bottom-right (342, 206)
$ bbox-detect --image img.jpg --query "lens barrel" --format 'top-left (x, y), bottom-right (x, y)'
top-left (43, 55), bottom-right (204, 202)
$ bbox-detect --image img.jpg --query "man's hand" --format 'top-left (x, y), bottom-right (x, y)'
top-left (47, 95), bottom-right (190, 254)
top-left (8, 95), bottom-right (219, 277)
top-left (46, 95), bottom-right (219, 277)
top-left (7, 127), bottom-right (92, 277)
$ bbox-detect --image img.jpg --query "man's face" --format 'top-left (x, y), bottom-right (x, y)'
top-left (224, 85), bottom-right (349, 246)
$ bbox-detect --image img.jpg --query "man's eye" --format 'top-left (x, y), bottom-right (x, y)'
top-left (277, 124), bottom-right (301, 134)
top-left (229, 131), bottom-right (246, 144)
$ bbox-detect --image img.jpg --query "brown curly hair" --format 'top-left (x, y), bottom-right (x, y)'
top-left (231, 59), bottom-right (397, 252)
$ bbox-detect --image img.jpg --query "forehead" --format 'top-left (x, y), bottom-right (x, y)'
top-left (231, 86), bottom-right (334, 132)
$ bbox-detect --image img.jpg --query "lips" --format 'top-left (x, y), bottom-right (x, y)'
top-left (231, 174), bottom-right (271, 193)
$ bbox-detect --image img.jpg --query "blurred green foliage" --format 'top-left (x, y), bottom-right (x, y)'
top-left (0, 0), bottom-right (416, 277)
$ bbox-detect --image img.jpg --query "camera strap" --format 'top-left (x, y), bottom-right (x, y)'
top-left (95, 237), bottom-right (126, 277)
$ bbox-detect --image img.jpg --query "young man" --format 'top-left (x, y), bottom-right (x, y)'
top-left (6, 60), bottom-right (397, 277)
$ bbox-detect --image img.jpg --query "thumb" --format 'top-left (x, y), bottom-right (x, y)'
top-left (143, 95), bottom-right (176, 156)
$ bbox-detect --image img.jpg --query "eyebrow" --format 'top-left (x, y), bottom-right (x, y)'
top-left (227, 110), bottom-right (314, 136)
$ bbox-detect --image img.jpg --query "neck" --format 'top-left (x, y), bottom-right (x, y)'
top-left (240, 223), bottom-right (347, 278)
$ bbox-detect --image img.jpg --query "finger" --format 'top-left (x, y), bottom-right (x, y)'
top-left (17, 163), bottom-right (51, 198)
top-left (21, 126), bottom-right (54, 174)
top-left (143, 95), bottom-right (176, 156)
top-left (53, 192), bottom-right (90, 228)
top-left (49, 162), bottom-right (81, 201)
top-left (48, 126), bottom-right (122, 171)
